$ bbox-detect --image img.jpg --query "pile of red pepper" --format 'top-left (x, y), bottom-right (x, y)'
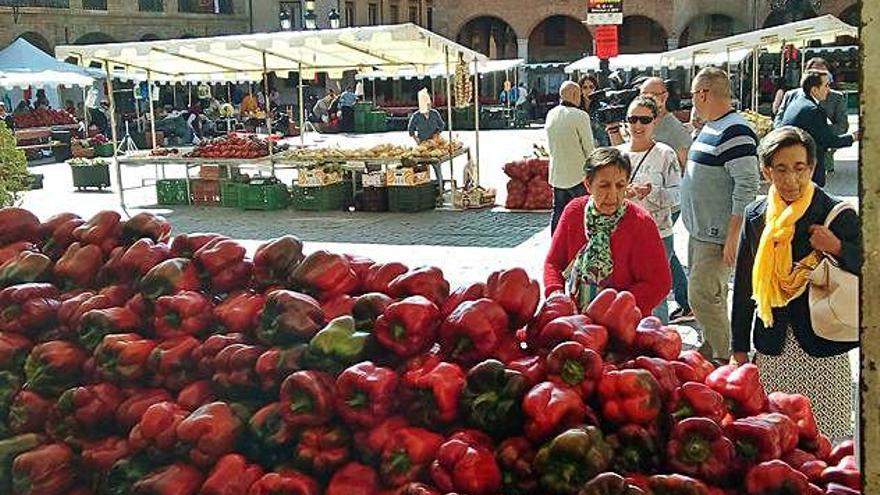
top-left (0, 206), bottom-right (862, 495)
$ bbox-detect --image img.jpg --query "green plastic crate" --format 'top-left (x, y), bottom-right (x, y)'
top-left (292, 182), bottom-right (346, 211)
top-left (388, 183), bottom-right (436, 213)
top-left (156, 178), bottom-right (189, 205)
top-left (220, 180), bottom-right (243, 207)
top-left (240, 179), bottom-right (290, 210)
top-left (369, 111), bottom-right (387, 132)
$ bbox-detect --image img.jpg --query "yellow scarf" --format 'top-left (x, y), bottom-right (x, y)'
top-left (752, 183), bottom-right (821, 326)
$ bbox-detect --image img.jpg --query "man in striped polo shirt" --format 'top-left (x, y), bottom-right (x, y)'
top-left (681, 67), bottom-right (760, 362)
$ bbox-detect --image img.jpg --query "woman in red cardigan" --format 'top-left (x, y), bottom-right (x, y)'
top-left (544, 147), bottom-right (672, 315)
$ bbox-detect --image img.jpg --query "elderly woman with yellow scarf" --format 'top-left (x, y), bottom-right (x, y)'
top-left (730, 126), bottom-right (859, 440)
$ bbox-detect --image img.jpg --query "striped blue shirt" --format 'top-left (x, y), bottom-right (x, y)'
top-left (681, 110), bottom-right (760, 244)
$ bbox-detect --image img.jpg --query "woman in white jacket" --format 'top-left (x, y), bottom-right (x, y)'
top-left (616, 95), bottom-right (682, 322)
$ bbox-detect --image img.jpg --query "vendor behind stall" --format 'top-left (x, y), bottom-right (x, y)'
top-left (408, 89), bottom-right (446, 192)
top-left (240, 92), bottom-right (259, 116)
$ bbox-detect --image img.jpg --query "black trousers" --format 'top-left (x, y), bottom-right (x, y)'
top-left (551, 183), bottom-right (588, 234)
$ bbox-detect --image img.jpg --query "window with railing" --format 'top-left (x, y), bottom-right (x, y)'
top-left (179, 0), bottom-right (233, 14)
top-left (139, 0), bottom-right (164, 12)
top-left (82, 0), bottom-right (107, 9)
top-left (0, 0), bottom-right (69, 7)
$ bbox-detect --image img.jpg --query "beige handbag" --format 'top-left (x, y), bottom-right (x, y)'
top-left (808, 202), bottom-right (858, 343)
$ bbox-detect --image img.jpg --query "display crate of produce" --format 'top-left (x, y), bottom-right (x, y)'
top-left (156, 178), bottom-right (189, 205)
top-left (292, 182), bottom-right (346, 211)
top-left (69, 159), bottom-right (111, 190)
top-left (355, 186), bottom-right (388, 212)
top-left (388, 183), bottom-right (436, 212)
top-left (70, 145), bottom-right (95, 159)
top-left (354, 111), bottom-right (369, 133)
top-left (299, 168), bottom-right (343, 187)
top-left (189, 178), bottom-right (222, 205)
top-left (240, 178), bottom-right (290, 211)
top-left (362, 170), bottom-right (387, 188)
top-left (198, 164), bottom-right (230, 179)
top-left (386, 167), bottom-right (431, 187)
top-left (220, 180), bottom-right (245, 207)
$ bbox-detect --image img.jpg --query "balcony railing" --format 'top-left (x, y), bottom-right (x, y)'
top-left (0, 0), bottom-right (69, 7)
top-left (178, 0), bottom-right (233, 14)
top-left (139, 0), bottom-right (164, 12)
top-left (82, 0), bottom-right (107, 9)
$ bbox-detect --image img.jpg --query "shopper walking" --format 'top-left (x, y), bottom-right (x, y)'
top-left (545, 81), bottom-right (594, 233)
top-left (681, 67), bottom-right (760, 361)
top-left (731, 126), bottom-right (858, 440)
top-left (778, 70), bottom-right (858, 187)
top-left (544, 147), bottom-right (671, 315)
top-left (615, 96), bottom-right (681, 322)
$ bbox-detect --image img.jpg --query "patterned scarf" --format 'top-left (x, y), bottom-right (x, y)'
top-left (752, 182), bottom-right (820, 326)
top-left (565, 199), bottom-right (627, 310)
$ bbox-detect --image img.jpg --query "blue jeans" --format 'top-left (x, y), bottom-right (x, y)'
top-left (670, 210), bottom-right (690, 312)
top-left (551, 183), bottom-right (588, 233)
top-left (653, 235), bottom-right (675, 323)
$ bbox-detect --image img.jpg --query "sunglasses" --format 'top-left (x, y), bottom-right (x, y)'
top-left (626, 116), bottom-right (654, 125)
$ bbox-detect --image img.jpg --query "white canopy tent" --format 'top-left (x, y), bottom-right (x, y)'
top-left (564, 50), bottom-right (752, 74)
top-left (355, 58), bottom-right (523, 80)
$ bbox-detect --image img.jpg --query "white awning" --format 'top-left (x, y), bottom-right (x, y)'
top-left (565, 49), bottom-right (752, 74)
top-left (55, 24), bottom-right (487, 83)
top-left (661, 15), bottom-right (856, 67)
top-left (356, 58), bottom-right (523, 80)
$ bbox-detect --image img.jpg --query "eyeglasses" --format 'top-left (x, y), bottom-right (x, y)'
top-left (626, 116), bottom-right (654, 125)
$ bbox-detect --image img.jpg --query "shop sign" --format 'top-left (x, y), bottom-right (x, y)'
top-left (587, 0), bottom-right (623, 25)
top-left (595, 25), bottom-right (619, 60)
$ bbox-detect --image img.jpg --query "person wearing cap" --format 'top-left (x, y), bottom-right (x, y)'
top-left (408, 88), bottom-right (446, 191)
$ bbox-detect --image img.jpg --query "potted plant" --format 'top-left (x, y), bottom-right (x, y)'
top-left (0, 122), bottom-right (29, 206)
top-left (68, 157), bottom-right (111, 191)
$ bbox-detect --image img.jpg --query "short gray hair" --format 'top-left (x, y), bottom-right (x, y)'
top-left (559, 80), bottom-right (581, 103)
top-left (693, 67), bottom-right (731, 100)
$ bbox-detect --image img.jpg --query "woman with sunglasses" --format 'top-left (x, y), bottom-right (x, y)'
top-left (615, 95), bottom-right (682, 322)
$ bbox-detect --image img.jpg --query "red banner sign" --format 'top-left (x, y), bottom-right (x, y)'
top-left (595, 25), bottom-right (619, 60)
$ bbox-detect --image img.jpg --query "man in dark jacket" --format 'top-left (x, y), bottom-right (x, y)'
top-left (779, 71), bottom-right (858, 186)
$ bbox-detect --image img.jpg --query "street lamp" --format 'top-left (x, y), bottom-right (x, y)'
top-left (280, 8), bottom-right (292, 31)
top-left (303, 0), bottom-right (317, 30)
top-left (329, 9), bottom-right (341, 29)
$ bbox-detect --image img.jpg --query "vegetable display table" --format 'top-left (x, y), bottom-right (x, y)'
top-left (69, 160), bottom-right (111, 191)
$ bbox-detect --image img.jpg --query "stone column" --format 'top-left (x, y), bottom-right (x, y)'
top-left (516, 38), bottom-right (528, 61)
top-left (666, 37), bottom-right (679, 50)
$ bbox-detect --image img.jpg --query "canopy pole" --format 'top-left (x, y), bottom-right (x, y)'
top-left (261, 52), bottom-right (274, 176)
top-left (298, 63), bottom-right (305, 148)
top-left (188, 82), bottom-right (192, 107)
top-left (147, 71), bottom-right (158, 153)
top-left (372, 79), bottom-right (376, 104)
top-left (473, 58), bottom-right (481, 187)
top-left (445, 48), bottom-right (455, 202)
top-left (104, 62), bottom-right (126, 215)
top-left (752, 47), bottom-right (760, 111)
top-left (173, 85), bottom-right (178, 109)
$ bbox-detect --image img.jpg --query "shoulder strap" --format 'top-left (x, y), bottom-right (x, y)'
top-left (629, 143), bottom-right (657, 184)
top-left (824, 201), bottom-right (857, 228)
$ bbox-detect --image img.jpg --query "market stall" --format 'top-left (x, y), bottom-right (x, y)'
top-left (56, 23), bottom-right (488, 211)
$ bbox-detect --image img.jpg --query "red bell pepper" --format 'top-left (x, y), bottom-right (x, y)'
top-left (362, 262), bottom-right (409, 295)
top-left (0, 208), bottom-right (40, 245)
top-left (53, 242), bottom-right (104, 289)
top-left (745, 460), bottom-right (811, 495)
top-left (597, 368), bottom-right (662, 425)
top-left (633, 316), bottom-right (682, 360)
top-left (545, 341), bottom-right (603, 397)
top-left (335, 361), bottom-right (398, 428)
top-left (0, 283), bottom-right (60, 336)
top-left (387, 266), bottom-right (450, 307)
top-left (401, 354), bottom-right (466, 426)
top-left (380, 426), bottom-right (445, 487)
top-left (121, 212), bottom-right (171, 245)
top-left (522, 381), bottom-right (589, 442)
top-left (326, 462), bottom-right (380, 495)
top-left (153, 291), bottom-right (213, 339)
top-left (782, 449), bottom-right (827, 484)
top-left (725, 413), bottom-right (799, 463)
top-left (624, 356), bottom-right (680, 400)
top-left (768, 392), bottom-right (819, 442)
top-left (7, 390), bottom-right (52, 434)
top-left (485, 267), bottom-right (540, 329)
top-left (825, 483), bottom-right (861, 495)
top-left (194, 239), bottom-right (253, 294)
top-left (170, 233), bottom-right (228, 259)
top-left (507, 355), bottom-right (547, 388)
top-left (343, 253), bottom-right (375, 288)
top-left (320, 294), bottom-right (355, 319)
top-left (495, 437), bottom-right (538, 495)
top-left (176, 380), bottom-right (215, 411)
top-left (828, 440), bottom-right (855, 466)
top-left (247, 469), bottom-right (320, 495)
top-left (72, 210), bottom-right (122, 254)
top-left (647, 474), bottom-right (712, 495)
top-left (246, 402), bottom-right (295, 465)
top-left (0, 251), bottom-right (53, 289)
top-left (439, 298), bottom-right (508, 365)
top-left (192, 333), bottom-right (247, 378)
top-left (536, 314), bottom-right (609, 355)
top-left (79, 436), bottom-right (131, 473)
top-left (148, 336), bottom-right (200, 391)
top-left (0, 332), bottom-right (31, 371)
top-left (667, 417), bottom-right (736, 480)
top-left (24, 340), bottom-right (88, 396)
top-left (579, 472), bottom-right (647, 495)
top-left (78, 306), bottom-right (142, 352)
top-left (279, 370), bottom-right (336, 426)
top-left (128, 401), bottom-right (188, 462)
top-left (0, 242), bottom-right (35, 267)
top-left (52, 382), bottom-right (122, 435)
top-left (351, 293), bottom-right (394, 332)
top-left (290, 250), bottom-right (359, 298)
top-left (669, 382), bottom-right (728, 424)
top-left (11, 442), bottom-right (76, 495)
top-left (211, 343), bottom-right (264, 399)
top-left (253, 236), bottom-right (305, 288)
top-left (255, 345), bottom-right (306, 393)
top-left (131, 463), bottom-right (204, 495)
top-left (176, 401), bottom-right (243, 467)
top-left (39, 213), bottom-right (84, 261)
top-left (293, 424), bottom-right (351, 476)
top-left (706, 364), bottom-right (768, 417)
top-left (214, 291), bottom-right (265, 334)
top-left (374, 295), bottom-right (441, 358)
top-left (200, 454), bottom-right (264, 495)
top-left (61, 285), bottom-right (132, 335)
top-left (608, 423), bottom-right (663, 475)
top-left (822, 455), bottom-right (860, 490)
top-left (115, 387), bottom-right (173, 431)
top-left (430, 431), bottom-right (503, 495)
top-left (800, 433), bottom-right (832, 461)
top-left (95, 333), bottom-right (157, 384)
top-left (440, 282), bottom-right (486, 319)
top-left (117, 239), bottom-right (172, 281)
top-left (354, 415), bottom-right (410, 465)
top-left (257, 290), bottom-right (326, 346)
top-left (585, 288), bottom-right (641, 347)
top-left (139, 258), bottom-right (202, 301)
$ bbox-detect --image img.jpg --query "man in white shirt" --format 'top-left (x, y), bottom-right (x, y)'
top-left (545, 81), bottom-right (594, 233)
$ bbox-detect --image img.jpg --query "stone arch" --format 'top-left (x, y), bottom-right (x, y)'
top-left (679, 13), bottom-right (750, 47)
top-left (74, 32), bottom-right (117, 45)
top-left (16, 32), bottom-right (52, 54)
top-left (839, 2), bottom-right (859, 26)
top-left (455, 16), bottom-right (518, 59)
top-left (619, 15), bottom-right (668, 54)
top-left (527, 15), bottom-right (592, 63)
top-left (140, 33), bottom-right (161, 41)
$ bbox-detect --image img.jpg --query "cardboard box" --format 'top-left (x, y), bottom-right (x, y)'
top-left (361, 171), bottom-right (387, 188)
top-left (299, 169), bottom-right (343, 187)
top-left (386, 168), bottom-right (431, 187)
top-left (452, 187), bottom-right (496, 209)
